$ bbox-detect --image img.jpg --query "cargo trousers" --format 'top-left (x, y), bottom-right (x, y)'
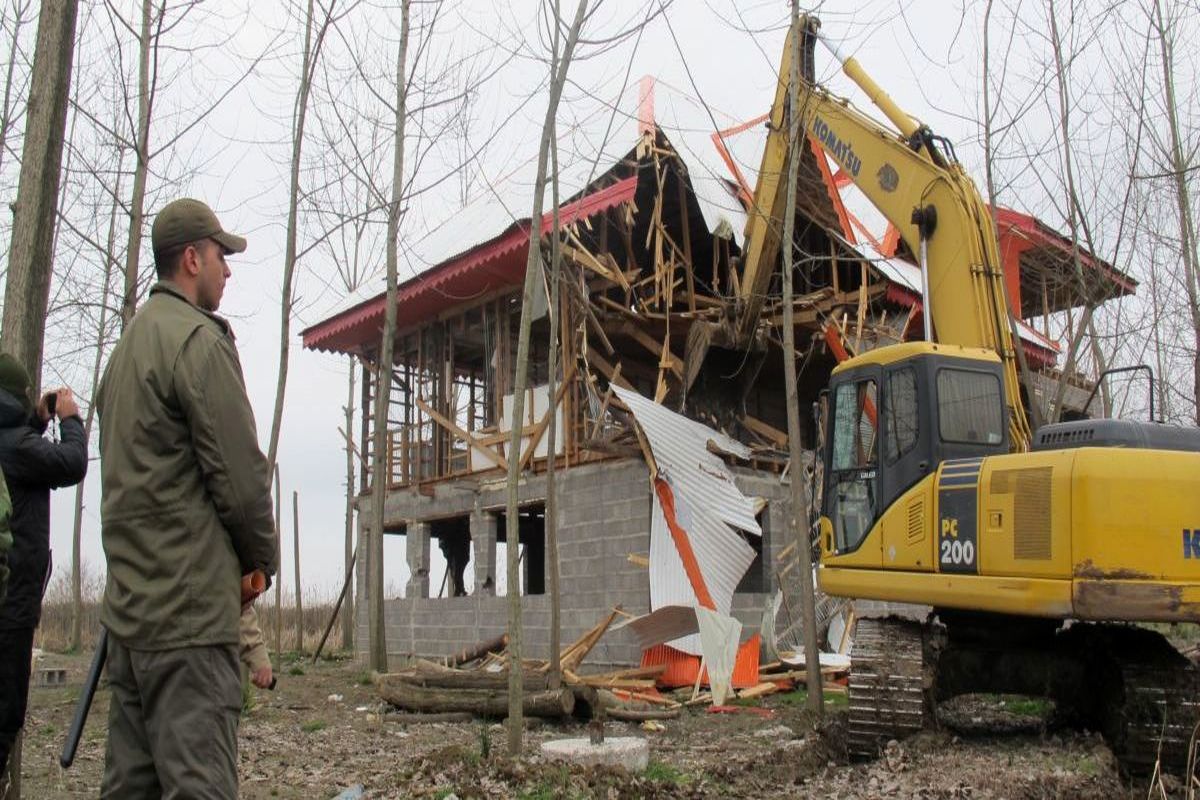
top-left (100, 636), bottom-right (241, 800)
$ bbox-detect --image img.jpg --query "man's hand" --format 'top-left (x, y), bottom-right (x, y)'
top-left (251, 665), bottom-right (273, 689)
top-left (55, 388), bottom-right (80, 419)
top-left (38, 388), bottom-right (79, 422)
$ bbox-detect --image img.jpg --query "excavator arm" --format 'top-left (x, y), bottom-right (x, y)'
top-left (737, 17), bottom-right (1031, 450)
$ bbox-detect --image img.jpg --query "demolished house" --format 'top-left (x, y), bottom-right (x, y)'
top-left (301, 80), bottom-right (1134, 671)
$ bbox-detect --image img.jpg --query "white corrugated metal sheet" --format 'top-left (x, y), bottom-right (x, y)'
top-left (613, 385), bottom-right (759, 534)
top-left (648, 493), bottom-right (755, 654)
top-left (612, 604), bottom-right (699, 650)
top-left (613, 385), bottom-right (761, 655)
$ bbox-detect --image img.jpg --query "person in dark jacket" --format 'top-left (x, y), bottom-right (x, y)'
top-left (0, 353), bottom-right (87, 776)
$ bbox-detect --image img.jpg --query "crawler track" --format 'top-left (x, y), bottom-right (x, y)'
top-left (1090, 627), bottom-right (1200, 774)
top-left (847, 617), bottom-right (927, 758)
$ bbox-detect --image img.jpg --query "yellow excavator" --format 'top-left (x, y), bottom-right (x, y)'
top-left (736, 16), bottom-right (1200, 771)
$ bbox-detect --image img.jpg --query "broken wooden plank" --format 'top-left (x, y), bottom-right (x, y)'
top-left (553, 608), bottom-right (622, 673)
top-left (737, 682), bottom-right (781, 701)
top-left (742, 414), bottom-right (789, 447)
top-left (517, 362), bottom-right (578, 471)
top-left (616, 321), bottom-right (684, 379)
top-left (586, 351), bottom-right (634, 390)
top-left (414, 398), bottom-right (508, 472)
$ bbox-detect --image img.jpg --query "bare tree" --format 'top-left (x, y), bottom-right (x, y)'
top-left (0, 1), bottom-right (33, 178)
top-left (265, 0), bottom-right (338, 474)
top-left (116, 0), bottom-right (153, 331)
top-left (780, 3), bottom-right (822, 715)
top-left (544, 118), bottom-right (562, 688)
top-left (503, 0), bottom-right (589, 756)
top-left (69, 143), bottom-right (125, 652)
top-left (1148, 0), bottom-right (1200, 423)
top-left (368, 0), bottom-right (411, 673)
top-left (0, 0), bottom-right (79, 388)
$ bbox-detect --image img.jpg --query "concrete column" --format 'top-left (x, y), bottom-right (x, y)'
top-left (405, 520), bottom-right (431, 598)
top-left (471, 511), bottom-right (497, 596)
top-left (762, 501), bottom-right (779, 594)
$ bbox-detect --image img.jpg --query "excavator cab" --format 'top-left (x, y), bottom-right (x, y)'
top-left (821, 342), bottom-right (1009, 556)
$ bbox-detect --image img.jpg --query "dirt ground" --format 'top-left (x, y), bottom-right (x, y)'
top-left (18, 650), bottom-right (1173, 799)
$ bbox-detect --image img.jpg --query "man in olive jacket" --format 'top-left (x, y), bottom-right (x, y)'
top-left (96, 198), bottom-right (277, 799)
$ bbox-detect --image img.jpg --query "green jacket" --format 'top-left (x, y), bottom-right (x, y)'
top-left (97, 281), bottom-right (277, 649)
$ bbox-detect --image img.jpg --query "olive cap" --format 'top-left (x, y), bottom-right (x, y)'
top-left (0, 352), bottom-right (31, 412)
top-left (151, 198), bottom-right (247, 260)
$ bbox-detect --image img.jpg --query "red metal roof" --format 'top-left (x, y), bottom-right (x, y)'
top-left (302, 175), bottom-right (639, 355)
top-left (992, 206), bottom-right (1137, 305)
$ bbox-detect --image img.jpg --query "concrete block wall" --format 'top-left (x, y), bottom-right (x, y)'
top-left (353, 456), bottom-right (810, 668)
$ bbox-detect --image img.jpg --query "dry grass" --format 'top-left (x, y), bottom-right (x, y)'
top-left (34, 563), bottom-right (350, 655)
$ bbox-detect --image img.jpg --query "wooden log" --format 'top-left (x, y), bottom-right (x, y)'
top-left (611, 689), bottom-right (679, 708)
top-left (607, 706), bottom-right (682, 722)
top-left (568, 684), bottom-right (600, 719)
top-left (448, 632), bottom-right (509, 667)
top-left (378, 677), bottom-right (575, 718)
top-left (389, 661), bottom-right (552, 692)
top-left (385, 711), bottom-right (475, 724)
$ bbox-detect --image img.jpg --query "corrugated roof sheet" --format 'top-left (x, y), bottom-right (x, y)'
top-left (613, 385), bottom-right (760, 656)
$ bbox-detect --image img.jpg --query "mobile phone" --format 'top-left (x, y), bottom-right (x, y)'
top-left (46, 392), bottom-right (57, 417)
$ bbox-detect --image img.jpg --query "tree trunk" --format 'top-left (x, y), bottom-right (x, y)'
top-left (503, 0), bottom-right (589, 755)
top-left (545, 119), bottom-right (562, 689)
top-left (0, 0), bottom-right (79, 390)
top-left (292, 490), bottom-right (303, 654)
top-left (780, 3), bottom-right (822, 715)
top-left (369, 0), bottom-right (411, 673)
top-left (70, 148), bottom-right (125, 652)
top-left (981, 0), bottom-right (1044, 432)
top-left (343, 358), bottom-right (356, 651)
top-left (1152, 0), bottom-right (1200, 424)
top-left (378, 678), bottom-right (574, 718)
top-left (273, 464), bottom-right (282, 655)
top-left (266, 0), bottom-right (326, 473)
top-left (1045, 1), bottom-right (1100, 423)
top-left (118, 0), bottom-right (153, 331)
top-left (0, 1), bottom-right (32, 178)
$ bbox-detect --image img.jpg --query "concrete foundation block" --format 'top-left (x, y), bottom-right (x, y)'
top-left (540, 736), bottom-right (650, 772)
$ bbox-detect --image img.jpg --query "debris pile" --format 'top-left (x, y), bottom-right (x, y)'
top-left (375, 608), bottom-right (851, 724)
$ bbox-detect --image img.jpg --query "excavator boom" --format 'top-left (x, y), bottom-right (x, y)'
top-left (737, 17), bottom-right (1031, 449)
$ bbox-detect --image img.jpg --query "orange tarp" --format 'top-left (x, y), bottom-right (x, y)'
top-left (641, 633), bottom-right (761, 690)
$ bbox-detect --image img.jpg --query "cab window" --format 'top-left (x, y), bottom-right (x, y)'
top-left (829, 379), bottom-right (878, 552)
top-left (937, 368), bottom-right (1003, 445)
top-left (832, 379), bottom-right (877, 470)
top-left (885, 367), bottom-right (918, 462)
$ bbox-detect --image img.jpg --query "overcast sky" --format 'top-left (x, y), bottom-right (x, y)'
top-left (23, 0), bottom-right (1174, 599)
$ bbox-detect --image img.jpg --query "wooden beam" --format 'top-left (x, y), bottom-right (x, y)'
top-left (586, 351), bottom-right (634, 390)
top-left (742, 414), bottom-right (789, 447)
top-left (517, 362), bottom-right (578, 471)
top-left (415, 397), bottom-right (508, 471)
top-left (616, 321), bottom-right (683, 378)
